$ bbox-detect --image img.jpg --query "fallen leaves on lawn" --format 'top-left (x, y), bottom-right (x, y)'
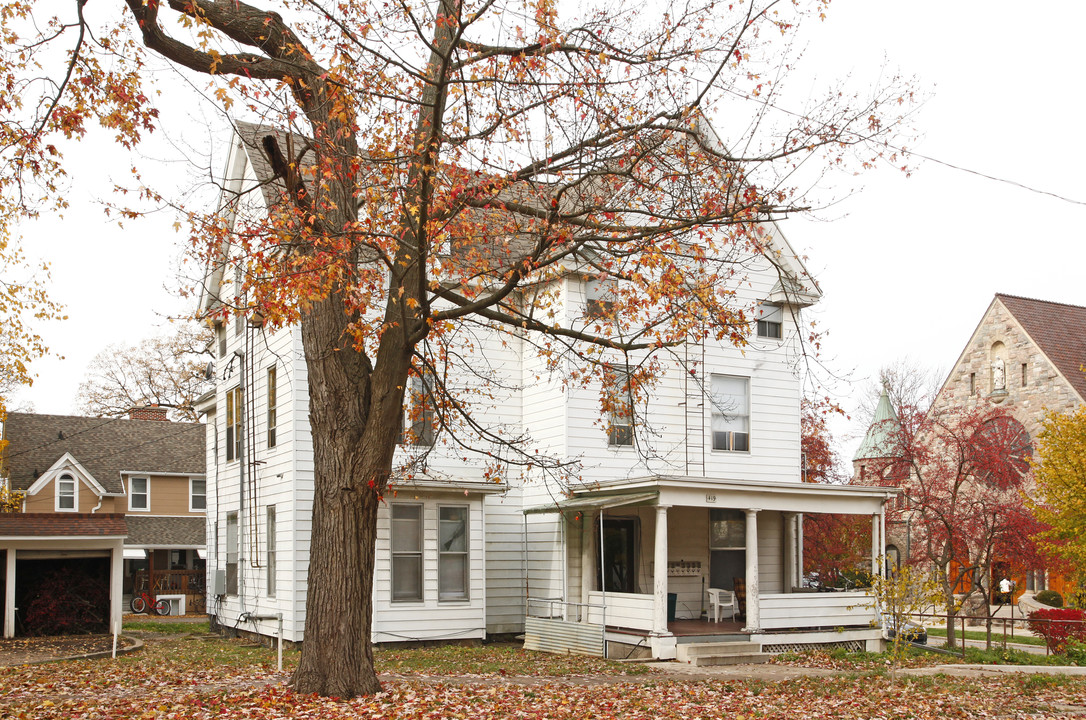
top-left (3, 636), bottom-right (1086, 719)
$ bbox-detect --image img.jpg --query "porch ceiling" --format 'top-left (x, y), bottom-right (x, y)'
top-left (523, 491), bottom-right (659, 515)
top-left (561, 476), bottom-right (896, 515)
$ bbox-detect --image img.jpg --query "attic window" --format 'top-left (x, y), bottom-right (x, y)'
top-left (756, 305), bottom-right (782, 339)
top-left (56, 473), bottom-right (76, 512)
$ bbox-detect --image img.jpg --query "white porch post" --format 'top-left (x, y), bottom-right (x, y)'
top-left (870, 513), bottom-right (880, 578)
top-left (653, 505), bottom-right (670, 635)
top-left (744, 508), bottom-right (760, 632)
top-left (879, 508), bottom-right (887, 578)
top-left (3, 548), bottom-right (14, 638)
top-left (580, 512), bottom-right (593, 619)
top-left (797, 513), bottom-right (804, 585)
top-left (110, 543), bottom-right (124, 635)
top-left (783, 512), bottom-right (797, 592)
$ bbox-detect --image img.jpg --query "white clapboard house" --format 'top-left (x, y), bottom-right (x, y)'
top-left (196, 121), bottom-right (896, 661)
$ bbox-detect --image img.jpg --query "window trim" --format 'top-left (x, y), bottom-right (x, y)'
top-left (189, 477), bottom-right (207, 513)
top-left (226, 511), bottom-right (239, 596)
top-left (755, 304), bottom-right (783, 340)
top-left (55, 473), bottom-right (77, 512)
top-left (225, 386), bottom-right (243, 463)
top-left (267, 366), bottom-right (278, 449)
top-left (438, 505), bottom-right (470, 602)
top-left (710, 374), bottom-right (751, 453)
top-left (604, 367), bottom-right (634, 448)
top-left (408, 374), bottom-right (435, 447)
top-left (128, 476), bottom-right (150, 512)
top-left (266, 505), bottom-right (276, 598)
top-left (391, 503), bottom-right (424, 603)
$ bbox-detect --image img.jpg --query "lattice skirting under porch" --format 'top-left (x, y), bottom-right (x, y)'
top-left (762, 639), bottom-right (866, 654)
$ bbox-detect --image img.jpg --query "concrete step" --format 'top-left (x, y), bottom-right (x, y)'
top-left (677, 641), bottom-right (761, 661)
top-left (691, 652), bottom-right (773, 667)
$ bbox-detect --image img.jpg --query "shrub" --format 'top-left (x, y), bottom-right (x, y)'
top-left (1027, 608), bottom-right (1086, 653)
top-left (1035, 589), bottom-right (1064, 607)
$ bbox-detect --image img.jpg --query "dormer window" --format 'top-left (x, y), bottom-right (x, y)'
top-left (756, 304), bottom-right (782, 339)
top-left (56, 473), bottom-right (76, 512)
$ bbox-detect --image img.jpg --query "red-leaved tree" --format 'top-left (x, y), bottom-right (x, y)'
top-left (878, 400), bottom-right (1045, 649)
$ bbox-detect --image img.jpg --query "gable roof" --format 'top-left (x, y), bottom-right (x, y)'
top-left (2, 413), bottom-right (205, 494)
top-left (996, 293), bottom-right (1086, 402)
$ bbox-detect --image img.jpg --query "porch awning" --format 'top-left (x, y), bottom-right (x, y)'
top-left (523, 491), bottom-right (658, 515)
top-left (123, 548), bottom-right (147, 560)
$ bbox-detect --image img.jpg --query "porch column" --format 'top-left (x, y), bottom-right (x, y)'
top-left (653, 505), bottom-right (670, 635)
top-left (783, 512), bottom-right (797, 592)
top-left (797, 514), bottom-right (804, 586)
top-left (743, 508), bottom-right (760, 633)
top-left (3, 548), bottom-right (14, 638)
top-left (870, 513), bottom-right (880, 578)
top-left (110, 543), bottom-right (124, 633)
top-left (580, 512), bottom-right (593, 619)
top-left (879, 508), bottom-right (887, 579)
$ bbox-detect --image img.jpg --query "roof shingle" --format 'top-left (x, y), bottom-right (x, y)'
top-left (997, 293), bottom-right (1086, 403)
top-left (2, 413), bottom-right (205, 494)
top-left (0, 512), bottom-right (127, 537)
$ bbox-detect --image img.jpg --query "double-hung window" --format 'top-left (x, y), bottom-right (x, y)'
top-left (266, 505), bottom-right (277, 598)
top-left (226, 511), bottom-right (239, 595)
top-left (711, 375), bottom-right (750, 452)
top-left (408, 375), bottom-right (435, 446)
top-left (604, 367), bottom-right (633, 447)
top-left (267, 367), bottom-right (278, 449)
top-left (391, 505), bottom-right (423, 602)
top-left (189, 478), bottom-right (207, 511)
top-left (438, 506), bottom-right (468, 601)
top-left (226, 386), bottom-right (243, 462)
top-left (56, 474), bottom-right (76, 511)
top-left (129, 477), bottom-right (150, 511)
top-left (756, 304), bottom-right (783, 339)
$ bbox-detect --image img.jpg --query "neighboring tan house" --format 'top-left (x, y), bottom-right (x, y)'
top-left (0, 409), bottom-right (207, 635)
top-left (195, 121), bottom-right (897, 661)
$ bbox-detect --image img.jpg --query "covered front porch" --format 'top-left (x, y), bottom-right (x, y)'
top-left (523, 476), bottom-right (896, 659)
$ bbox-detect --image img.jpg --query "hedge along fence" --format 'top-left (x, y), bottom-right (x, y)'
top-left (1027, 608), bottom-right (1086, 653)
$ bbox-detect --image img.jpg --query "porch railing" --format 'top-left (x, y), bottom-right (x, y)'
top-left (133, 570), bottom-right (206, 614)
top-left (759, 591), bottom-right (875, 630)
top-left (586, 591), bottom-right (654, 631)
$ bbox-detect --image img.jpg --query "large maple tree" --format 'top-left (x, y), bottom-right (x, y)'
top-left (1031, 406), bottom-right (1086, 586)
top-left (2, 0), bottom-right (915, 696)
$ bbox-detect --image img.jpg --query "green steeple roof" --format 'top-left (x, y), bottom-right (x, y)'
top-left (853, 387), bottom-right (903, 461)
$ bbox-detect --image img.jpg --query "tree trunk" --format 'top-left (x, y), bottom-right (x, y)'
top-left (290, 293), bottom-right (408, 696)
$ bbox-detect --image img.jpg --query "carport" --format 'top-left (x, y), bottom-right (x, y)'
top-left (0, 513), bottom-right (126, 637)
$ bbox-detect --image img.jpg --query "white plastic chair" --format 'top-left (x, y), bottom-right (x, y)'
top-left (707, 588), bottom-right (737, 622)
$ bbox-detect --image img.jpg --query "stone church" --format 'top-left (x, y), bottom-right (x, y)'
top-left (857, 293), bottom-right (1086, 601)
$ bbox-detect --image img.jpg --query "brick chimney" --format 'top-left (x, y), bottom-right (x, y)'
top-left (129, 405), bottom-right (170, 421)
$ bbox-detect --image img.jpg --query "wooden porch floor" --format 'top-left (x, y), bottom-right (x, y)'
top-left (667, 618), bottom-right (746, 636)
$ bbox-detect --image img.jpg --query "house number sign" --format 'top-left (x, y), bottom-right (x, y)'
top-left (705, 493), bottom-right (717, 503)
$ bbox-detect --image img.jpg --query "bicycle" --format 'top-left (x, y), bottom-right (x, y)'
top-left (130, 590), bottom-right (171, 615)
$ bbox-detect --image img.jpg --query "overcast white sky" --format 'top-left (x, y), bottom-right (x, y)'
top-left (10, 0), bottom-right (1086, 464)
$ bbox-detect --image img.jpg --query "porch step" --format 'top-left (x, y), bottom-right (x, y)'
top-left (676, 641), bottom-right (772, 667)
